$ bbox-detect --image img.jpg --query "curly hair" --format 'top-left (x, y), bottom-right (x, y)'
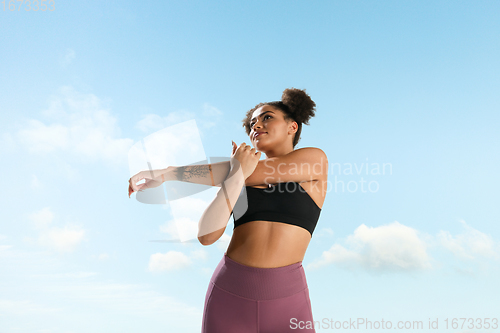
top-left (242, 88), bottom-right (316, 148)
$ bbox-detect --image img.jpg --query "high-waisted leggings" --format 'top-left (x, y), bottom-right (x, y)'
top-left (201, 252), bottom-right (316, 333)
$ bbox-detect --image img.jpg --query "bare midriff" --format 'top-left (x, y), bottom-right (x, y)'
top-left (225, 180), bottom-right (324, 268)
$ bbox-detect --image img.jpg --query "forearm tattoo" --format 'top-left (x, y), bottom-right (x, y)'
top-left (174, 165), bottom-right (215, 186)
top-left (173, 162), bottom-right (230, 187)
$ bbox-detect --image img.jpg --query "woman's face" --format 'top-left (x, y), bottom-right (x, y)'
top-left (249, 105), bottom-right (297, 151)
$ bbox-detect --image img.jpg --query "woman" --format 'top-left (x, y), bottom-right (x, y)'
top-left (129, 88), bottom-right (328, 332)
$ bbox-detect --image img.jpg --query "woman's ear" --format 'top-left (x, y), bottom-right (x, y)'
top-left (288, 121), bottom-right (298, 134)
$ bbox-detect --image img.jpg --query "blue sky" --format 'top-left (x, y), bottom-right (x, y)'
top-left (1, 1), bottom-right (499, 332)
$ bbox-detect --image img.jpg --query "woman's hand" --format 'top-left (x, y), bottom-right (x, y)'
top-left (128, 170), bottom-right (163, 198)
top-left (230, 141), bottom-right (261, 180)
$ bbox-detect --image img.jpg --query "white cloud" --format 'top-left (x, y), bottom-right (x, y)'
top-left (31, 174), bottom-right (41, 189)
top-left (159, 219), bottom-right (180, 239)
top-left (200, 267), bottom-right (213, 277)
top-left (27, 207), bottom-right (86, 253)
top-left (437, 220), bottom-right (498, 260)
top-left (0, 132), bottom-right (17, 152)
top-left (28, 207), bottom-right (54, 230)
top-left (0, 299), bottom-right (61, 316)
top-left (148, 247), bottom-right (219, 273)
top-left (135, 102), bottom-right (223, 133)
top-left (16, 86), bottom-right (134, 165)
top-left (216, 233), bottom-right (231, 253)
top-left (190, 248), bottom-right (208, 261)
top-left (316, 227), bottom-right (334, 237)
top-left (136, 111), bottom-right (196, 133)
top-left (148, 250), bottom-right (192, 272)
top-left (201, 103), bottom-right (223, 129)
top-left (308, 221), bottom-right (432, 271)
top-left (45, 280), bottom-right (201, 323)
top-left (159, 192), bottom-right (220, 243)
top-left (38, 224), bottom-right (86, 253)
top-left (60, 48), bottom-right (76, 68)
top-left (0, 245), bottom-right (201, 330)
top-left (0, 245), bottom-right (13, 251)
top-left (202, 103), bottom-right (222, 117)
top-left (98, 253), bottom-right (110, 260)
top-left (30, 271), bottom-right (98, 279)
top-left (18, 119), bottom-right (69, 153)
top-left (90, 252), bottom-right (112, 261)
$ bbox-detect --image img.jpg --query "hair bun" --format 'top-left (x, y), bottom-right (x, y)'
top-left (281, 88), bottom-right (316, 125)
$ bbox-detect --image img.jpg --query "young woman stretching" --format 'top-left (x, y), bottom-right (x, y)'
top-left (129, 88), bottom-right (328, 332)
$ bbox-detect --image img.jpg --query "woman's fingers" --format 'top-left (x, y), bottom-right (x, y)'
top-left (129, 171), bottom-right (161, 197)
top-left (128, 179), bottom-right (134, 195)
top-left (129, 175), bottom-right (141, 195)
top-left (129, 171), bottom-right (147, 192)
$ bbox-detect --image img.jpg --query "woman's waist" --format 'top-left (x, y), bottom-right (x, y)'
top-left (209, 252), bottom-right (308, 300)
top-left (226, 221), bottom-right (311, 268)
top-left (225, 245), bottom-right (306, 269)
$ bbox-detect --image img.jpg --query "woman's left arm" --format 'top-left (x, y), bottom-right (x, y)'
top-left (129, 161), bottom-right (232, 197)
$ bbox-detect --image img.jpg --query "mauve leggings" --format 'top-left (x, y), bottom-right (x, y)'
top-left (201, 252), bottom-right (316, 333)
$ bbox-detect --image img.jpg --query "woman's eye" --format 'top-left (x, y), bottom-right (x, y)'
top-left (250, 115), bottom-right (272, 128)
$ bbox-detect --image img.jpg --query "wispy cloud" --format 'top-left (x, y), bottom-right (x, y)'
top-left (28, 207), bottom-right (54, 230)
top-left (0, 245), bottom-right (201, 331)
top-left (148, 250), bottom-right (192, 272)
top-left (215, 233), bottom-right (231, 253)
top-left (190, 248), bottom-right (208, 261)
top-left (0, 132), bottom-right (17, 153)
top-left (0, 245), bottom-right (13, 251)
top-left (14, 86), bottom-right (133, 166)
top-left (31, 174), bottom-right (41, 189)
top-left (98, 253), bottom-right (110, 261)
top-left (437, 219), bottom-right (499, 261)
top-left (30, 271), bottom-right (98, 279)
top-left (26, 207), bottom-right (86, 253)
top-left (201, 103), bottom-right (223, 129)
top-left (0, 298), bottom-right (62, 316)
top-left (148, 248), bottom-right (211, 272)
top-left (308, 220), bottom-right (499, 273)
top-left (60, 48), bottom-right (75, 68)
top-left (38, 225), bottom-right (86, 253)
top-left (307, 221), bottom-right (432, 272)
top-left (135, 111), bottom-right (196, 133)
top-left (44, 280), bottom-right (202, 323)
top-left (135, 102), bottom-right (223, 134)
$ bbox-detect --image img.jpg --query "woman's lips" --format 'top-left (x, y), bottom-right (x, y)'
top-left (255, 132), bottom-right (267, 139)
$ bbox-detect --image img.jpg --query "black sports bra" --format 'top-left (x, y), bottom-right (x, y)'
top-left (231, 181), bottom-right (322, 236)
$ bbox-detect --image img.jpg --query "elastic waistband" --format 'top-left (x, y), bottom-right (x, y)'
top-left (209, 253), bottom-right (308, 300)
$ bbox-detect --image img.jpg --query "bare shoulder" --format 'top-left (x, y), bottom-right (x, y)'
top-left (296, 147), bottom-right (328, 178)
top-left (295, 147), bottom-right (328, 160)
top-left (290, 147), bottom-right (328, 167)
